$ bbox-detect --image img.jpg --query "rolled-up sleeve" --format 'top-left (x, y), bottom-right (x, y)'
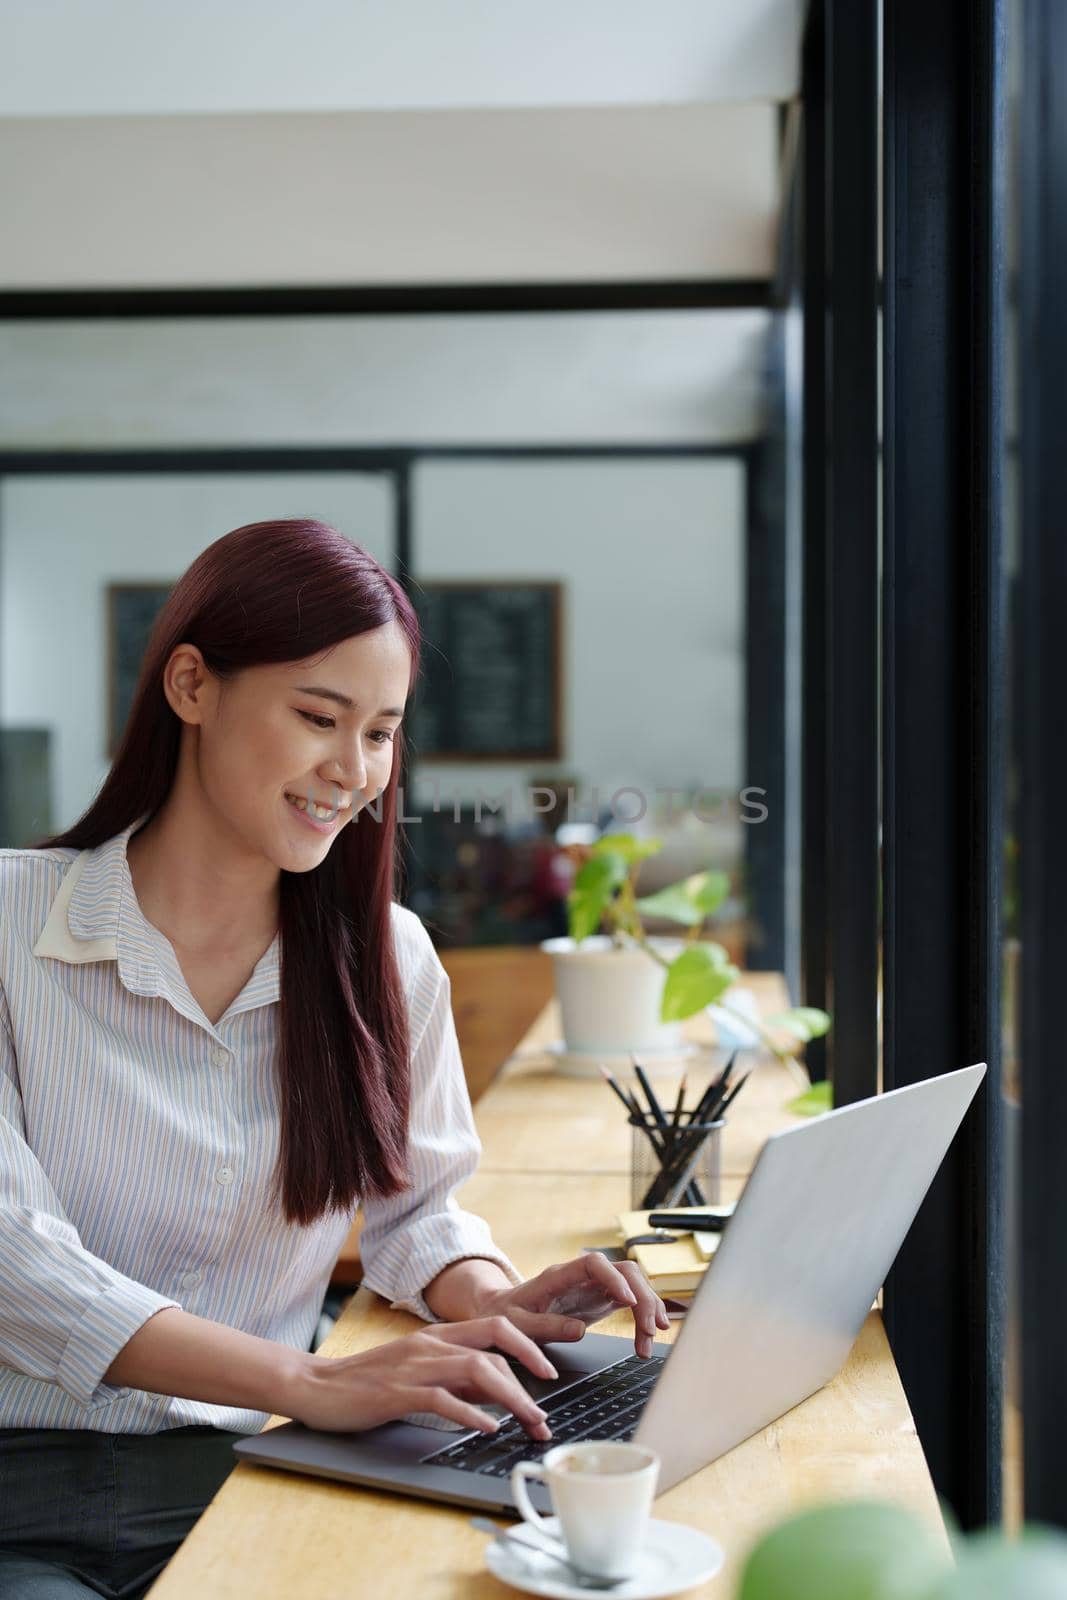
top-left (358, 932), bottom-right (523, 1321)
top-left (0, 982), bottom-right (180, 1409)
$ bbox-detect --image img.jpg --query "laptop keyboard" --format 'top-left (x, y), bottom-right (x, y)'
top-left (422, 1353), bottom-right (660, 1478)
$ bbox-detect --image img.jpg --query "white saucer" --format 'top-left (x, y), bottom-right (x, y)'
top-left (542, 1041), bottom-right (704, 1078)
top-left (483, 1516), bottom-right (724, 1599)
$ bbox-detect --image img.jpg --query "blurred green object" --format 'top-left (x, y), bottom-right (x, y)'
top-left (786, 1079), bottom-right (834, 1116)
top-left (933, 1528), bottom-right (1067, 1599)
top-left (738, 1501), bottom-right (1067, 1600)
top-left (738, 1503), bottom-right (947, 1600)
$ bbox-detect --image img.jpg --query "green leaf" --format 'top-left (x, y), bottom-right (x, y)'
top-left (787, 1080), bottom-right (833, 1116)
top-left (738, 1502), bottom-right (948, 1600)
top-left (686, 869), bottom-right (730, 916)
top-left (574, 853), bottom-right (629, 896)
top-left (764, 1006), bottom-right (832, 1042)
top-left (660, 944), bottom-right (738, 1022)
top-left (634, 885), bottom-right (704, 926)
top-left (635, 869), bottom-right (730, 927)
top-left (590, 833), bottom-right (662, 867)
top-left (567, 852), bottom-right (628, 942)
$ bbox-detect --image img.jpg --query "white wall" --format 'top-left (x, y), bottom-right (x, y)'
top-left (0, 473), bottom-right (394, 828)
top-left (408, 457), bottom-right (744, 808)
top-left (0, 312), bottom-right (771, 448)
top-left (1, 0), bottom-right (802, 115)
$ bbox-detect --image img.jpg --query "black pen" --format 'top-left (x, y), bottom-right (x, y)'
top-left (647, 1211), bottom-right (732, 1232)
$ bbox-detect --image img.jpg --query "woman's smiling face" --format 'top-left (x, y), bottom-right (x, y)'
top-left (198, 620), bottom-right (412, 866)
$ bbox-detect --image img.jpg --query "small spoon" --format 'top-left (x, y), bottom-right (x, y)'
top-left (469, 1515), bottom-right (623, 1590)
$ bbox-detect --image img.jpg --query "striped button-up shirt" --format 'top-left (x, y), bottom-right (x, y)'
top-left (0, 815), bottom-right (522, 1434)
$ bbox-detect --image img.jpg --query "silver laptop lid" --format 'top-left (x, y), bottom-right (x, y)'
top-left (635, 1062), bottom-right (986, 1491)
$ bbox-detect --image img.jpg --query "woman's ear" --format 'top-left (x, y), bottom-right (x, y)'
top-left (162, 643), bottom-right (213, 725)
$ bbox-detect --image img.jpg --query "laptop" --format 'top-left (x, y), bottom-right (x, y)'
top-left (233, 1061), bottom-right (985, 1513)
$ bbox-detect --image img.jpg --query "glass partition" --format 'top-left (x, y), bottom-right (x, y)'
top-left (0, 309), bottom-right (793, 980)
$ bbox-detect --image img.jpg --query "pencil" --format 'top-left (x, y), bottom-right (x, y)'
top-left (598, 1064), bottom-right (636, 1118)
top-left (689, 1050), bottom-right (738, 1125)
top-left (645, 1052), bottom-right (740, 1205)
top-left (632, 1056), bottom-right (670, 1134)
top-left (599, 1065), bottom-right (669, 1162)
top-left (714, 1068), bottom-right (753, 1120)
top-left (632, 1055), bottom-right (688, 1176)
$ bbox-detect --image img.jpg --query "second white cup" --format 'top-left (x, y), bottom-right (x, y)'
top-left (511, 1440), bottom-right (660, 1582)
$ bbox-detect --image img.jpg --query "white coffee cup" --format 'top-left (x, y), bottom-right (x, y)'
top-left (511, 1441), bottom-right (660, 1581)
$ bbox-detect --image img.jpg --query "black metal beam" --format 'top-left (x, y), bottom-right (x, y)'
top-left (392, 457), bottom-right (417, 895)
top-left (824, 0), bottom-right (881, 1105)
top-left (744, 430), bottom-right (787, 973)
top-left (0, 449), bottom-right (410, 475)
top-left (0, 444), bottom-right (758, 476)
top-left (0, 280), bottom-right (772, 320)
top-left (881, 0), bottom-right (1005, 1528)
top-left (799, 0), bottom-right (830, 1081)
top-left (393, 461), bottom-right (413, 587)
top-left (771, 103), bottom-right (803, 312)
top-left (1019, 0), bottom-right (1067, 1532)
top-left (799, 0), bottom-right (886, 1094)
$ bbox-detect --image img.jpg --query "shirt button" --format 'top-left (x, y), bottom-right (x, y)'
top-left (181, 1270), bottom-right (202, 1290)
top-left (211, 1047), bottom-right (229, 1067)
top-left (216, 1166), bottom-right (235, 1186)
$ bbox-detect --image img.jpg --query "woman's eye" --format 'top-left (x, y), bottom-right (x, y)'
top-left (298, 711), bottom-right (395, 743)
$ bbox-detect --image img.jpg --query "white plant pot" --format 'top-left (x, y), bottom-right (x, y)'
top-left (539, 936), bottom-right (686, 1055)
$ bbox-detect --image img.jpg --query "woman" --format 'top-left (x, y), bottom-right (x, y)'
top-left (0, 520), bottom-right (666, 1599)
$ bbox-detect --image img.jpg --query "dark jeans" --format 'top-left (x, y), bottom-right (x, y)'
top-left (0, 1425), bottom-right (246, 1598)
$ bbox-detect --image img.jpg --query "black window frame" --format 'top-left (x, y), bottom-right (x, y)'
top-left (791, 0), bottom-right (1007, 1527)
top-left (1018, 0), bottom-right (1067, 1530)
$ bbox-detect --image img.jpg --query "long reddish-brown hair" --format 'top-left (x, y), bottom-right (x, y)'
top-left (31, 518), bottom-right (421, 1227)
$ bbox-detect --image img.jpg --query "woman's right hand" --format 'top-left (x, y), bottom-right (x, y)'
top-left (287, 1315), bottom-right (557, 1440)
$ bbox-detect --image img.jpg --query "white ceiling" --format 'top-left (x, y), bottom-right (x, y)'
top-left (1, 103), bottom-right (780, 289)
top-left (2, 0), bottom-right (802, 117)
top-left (0, 1), bottom-right (801, 291)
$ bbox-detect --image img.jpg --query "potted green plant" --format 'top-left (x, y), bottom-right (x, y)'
top-left (738, 1498), bottom-right (1067, 1599)
top-left (540, 833), bottom-right (829, 1073)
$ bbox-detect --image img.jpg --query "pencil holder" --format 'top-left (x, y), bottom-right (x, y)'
top-left (628, 1113), bottom-right (724, 1210)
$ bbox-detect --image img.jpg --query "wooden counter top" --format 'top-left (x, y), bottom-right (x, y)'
top-left (149, 971), bottom-right (945, 1599)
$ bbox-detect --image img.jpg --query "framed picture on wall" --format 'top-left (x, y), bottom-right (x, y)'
top-left (0, 728), bottom-right (53, 848)
top-left (106, 583), bottom-right (175, 758)
top-left (409, 581), bottom-right (562, 761)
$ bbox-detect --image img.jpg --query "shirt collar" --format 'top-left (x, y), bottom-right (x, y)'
top-left (32, 814), bottom-right (281, 1017)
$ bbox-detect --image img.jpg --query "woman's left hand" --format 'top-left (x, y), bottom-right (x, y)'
top-left (476, 1254), bottom-right (670, 1359)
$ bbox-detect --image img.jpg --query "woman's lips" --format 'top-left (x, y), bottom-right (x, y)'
top-left (284, 792), bottom-right (344, 834)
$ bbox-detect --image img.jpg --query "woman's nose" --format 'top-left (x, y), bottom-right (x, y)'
top-left (327, 745), bottom-right (367, 795)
